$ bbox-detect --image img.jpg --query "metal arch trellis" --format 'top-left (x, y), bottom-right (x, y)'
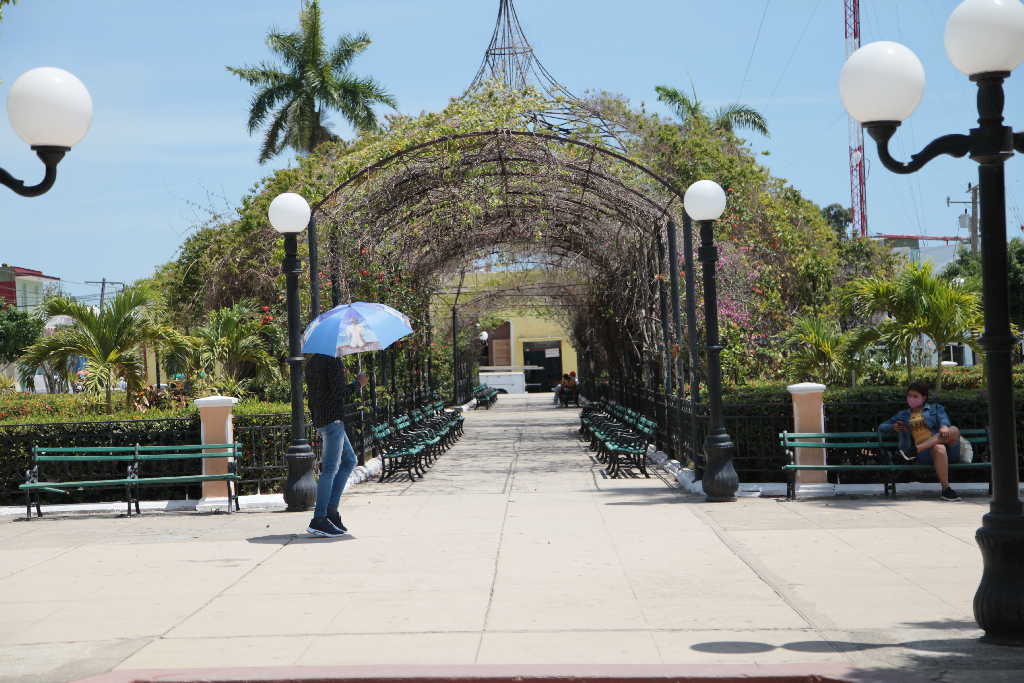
top-left (308, 129), bottom-right (703, 443)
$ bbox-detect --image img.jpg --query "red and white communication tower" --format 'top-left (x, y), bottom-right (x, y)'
top-left (845, 0), bottom-right (868, 237)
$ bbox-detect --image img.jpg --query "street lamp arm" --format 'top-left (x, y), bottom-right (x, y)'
top-left (865, 122), bottom-right (971, 175)
top-left (1015, 131), bottom-right (1024, 154)
top-left (0, 147), bottom-right (68, 198)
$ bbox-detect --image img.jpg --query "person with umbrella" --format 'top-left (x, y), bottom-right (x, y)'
top-left (302, 302), bottom-right (413, 538)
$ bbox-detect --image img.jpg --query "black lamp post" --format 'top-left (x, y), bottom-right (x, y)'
top-left (1, 67), bottom-right (92, 197)
top-left (269, 192), bottom-right (317, 511)
top-left (839, 0), bottom-right (1024, 643)
top-left (685, 180), bottom-right (738, 502)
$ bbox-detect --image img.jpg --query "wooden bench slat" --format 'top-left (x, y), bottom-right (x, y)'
top-left (20, 474), bottom-right (240, 490)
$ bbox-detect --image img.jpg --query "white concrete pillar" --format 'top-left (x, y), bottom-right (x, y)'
top-left (194, 395), bottom-right (238, 509)
top-left (786, 383), bottom-right (827, 485)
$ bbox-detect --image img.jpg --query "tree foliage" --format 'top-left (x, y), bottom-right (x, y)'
top-left (19, 289), bottom-right (187, 412)
top-left (0, 304), bottom-right (43, 367)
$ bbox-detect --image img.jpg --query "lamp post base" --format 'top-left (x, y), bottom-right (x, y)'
top-left (975, 513), bottom-right (1024, 643)
top-left (703, 432), bottom-right (738, 502)
top-left (283, 445), bottom-right (317, 512)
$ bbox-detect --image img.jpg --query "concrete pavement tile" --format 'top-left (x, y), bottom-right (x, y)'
top-left (324, 588), bottom-right (489, 633)
top-left (0, 546), bottom-right (78, 580)
top-left (638, 593), bottom-right (809, 631)
top-left (116, 634), bottom-right (311, 670)
top-left (12, 596), bottom-right (212, 644)
top-left (0, 637), bottom-right (150, 683)
top-left (299, 632), bottom-right (479, 665)
top-left (476, 630), bottom-right (661, 664)
top-left (486, 584), bottom-right (648, 631)
top-left (168, 593), bottom-right (345, 637)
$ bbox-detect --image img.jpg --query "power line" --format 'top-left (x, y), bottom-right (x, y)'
top-left (737, 0), bottom-right (772, 102)
top-left (769, 0), bottom-right (822, 99)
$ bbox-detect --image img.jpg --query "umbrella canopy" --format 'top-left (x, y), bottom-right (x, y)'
top-left (301, 302), bottom-right (413, 357)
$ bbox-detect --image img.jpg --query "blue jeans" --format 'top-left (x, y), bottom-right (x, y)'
top-left (314, 420), bottom-right (358, 518)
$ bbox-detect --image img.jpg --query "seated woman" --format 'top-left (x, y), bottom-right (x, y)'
top-left (558, 373), bottom-right (578, 407)
top-left (879, 381), bottom-right (961, 502)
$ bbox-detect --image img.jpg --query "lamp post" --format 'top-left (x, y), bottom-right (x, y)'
top-left (684, 180), bottom-right (738, 503)
top-left (839, 0), bottom-right (1024, 643)
top-left (268, 192), bottom-right (317, 511)
top-left (2, 67), bottom-right (92, 197)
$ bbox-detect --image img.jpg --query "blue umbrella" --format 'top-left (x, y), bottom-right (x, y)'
top-left (301, 302), bottom-right (414, 357)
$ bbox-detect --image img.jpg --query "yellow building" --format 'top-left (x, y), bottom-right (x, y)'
top-left (435, 271), bottom-right (579, 392)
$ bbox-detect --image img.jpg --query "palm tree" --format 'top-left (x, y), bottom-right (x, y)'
top-left (227, 0), bottom-right (397, 163)
top-left (19, 289), bottom-right (185, 412)
top-left (655, 85), bottom-right (769, 137)
top-left (846, 262), bottom-right (981, 388)
top-left (785, 316), bottom-right (849, 385)
top-left (186, 304), bottom-right (280, 393)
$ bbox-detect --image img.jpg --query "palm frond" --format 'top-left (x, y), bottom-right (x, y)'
top-left (328, 32), bottom-right (371, 71)
top-left (712, 104), bottom-right (769, 137)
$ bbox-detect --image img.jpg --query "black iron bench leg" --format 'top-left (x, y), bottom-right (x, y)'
top-left (639, 455), bottom-right (649, 478)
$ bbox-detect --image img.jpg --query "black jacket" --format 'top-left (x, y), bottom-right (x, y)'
top-left (305, 354), bottom-right (358, 429)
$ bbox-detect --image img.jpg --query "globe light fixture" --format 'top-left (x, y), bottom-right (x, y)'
top-left (2, 67), bottom-right (92, 197)
top-left (268, 192), bottom-right (312, 234)
top-left (839, 0), bottom-right (1024, 644)
top-left (945, 0), bottom-right (1024, 76)
top-left (269, 192), bottom-right (317, 511)
top-left (479, 331), bottom-right (489, 343)
top-left (683, 180), bottom-right (727, 221)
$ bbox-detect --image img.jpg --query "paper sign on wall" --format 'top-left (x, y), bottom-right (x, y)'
top-left (545, 348), bottom-right (560, 358)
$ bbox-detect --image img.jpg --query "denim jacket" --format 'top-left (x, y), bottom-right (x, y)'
top-left (878, 402), bottom-right (951, 453)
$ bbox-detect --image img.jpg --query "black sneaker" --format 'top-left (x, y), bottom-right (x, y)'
top-left (941, 487), bottom-right (962, 502)
top-left (326, 510), bottom-right (348, 533)
top-left (306, 516), bottom-right (344, 537)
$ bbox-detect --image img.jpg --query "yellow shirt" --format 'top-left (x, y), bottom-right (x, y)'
top-left (909, 410), bottom-right (933, 447)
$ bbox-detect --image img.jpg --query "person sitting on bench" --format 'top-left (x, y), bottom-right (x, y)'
top-left (558, 373), bottom-right (577, 407)
top-left (879, 381), bottom-right (961, 502)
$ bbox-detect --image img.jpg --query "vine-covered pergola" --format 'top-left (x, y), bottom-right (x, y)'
top-left (311, 129), bottom-right (699, 401)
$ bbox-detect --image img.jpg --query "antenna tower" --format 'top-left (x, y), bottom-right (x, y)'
top-left (845, 0), bottom-right (869, 237)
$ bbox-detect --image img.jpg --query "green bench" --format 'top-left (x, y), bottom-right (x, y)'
top-left (580, 399), bottom-right (657, 478)
top-left (473, 384), bottom-right (498, 409)
top-left (20, 443), bottom-right (243, 519)
top-left (780, 429), bottom-right (991, 500)
top-left (371, 401), bottom-right (464, 482)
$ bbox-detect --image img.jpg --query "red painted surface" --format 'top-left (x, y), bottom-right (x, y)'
top-left (70, 662), bottom-right (924, 683)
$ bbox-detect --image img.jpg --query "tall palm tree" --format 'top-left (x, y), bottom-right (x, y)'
top-left (227, 0), bottom-right (397, 163)
top-left (19, 289), bottom-right (185, 412)
top-left (655, 85), bottom-right (769, 137)
top-left (846, 262), bottom-right (981, 387)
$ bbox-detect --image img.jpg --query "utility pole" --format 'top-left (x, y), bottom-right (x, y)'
top-left (947, 183), bottom-right (980, 255)
top-left (84, 278), bottom-right (126, 310)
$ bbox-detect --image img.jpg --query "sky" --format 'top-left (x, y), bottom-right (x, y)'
top-left (2, 0), bottom-right (1023, 306)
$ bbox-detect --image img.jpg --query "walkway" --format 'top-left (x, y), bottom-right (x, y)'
top-left (2, 394), bottom-right (1023, 682)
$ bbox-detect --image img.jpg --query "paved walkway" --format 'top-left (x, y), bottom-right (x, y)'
top-left (2, 394), bottom-right (1023, 682)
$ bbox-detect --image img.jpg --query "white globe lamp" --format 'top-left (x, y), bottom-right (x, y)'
top-left (839, 42), bottom-right (926, 123)
top-left (7, 67), bottom-right (92, 148)
top-left (945, 0), bottom-right (1024, 76)
top-left (268, 193), bottom-right (311, 234)
top-left (684, 180), bottom-right (727, 221)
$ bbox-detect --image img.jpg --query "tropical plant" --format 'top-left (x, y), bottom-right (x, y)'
top-left (18, 289), bottom-right (186, 412)
top-left (784, 316), bottom-right (850, 385)
top-left (846, 261), bottom-right (982, 388)
top-left (227, 0), bottom-right (397, 163)
top-left (185, 303), bottom-right (281, 392)
top-left (0, 374), bottom-right (16, 396)
top-left (654, 85), bottom-right (769, 137)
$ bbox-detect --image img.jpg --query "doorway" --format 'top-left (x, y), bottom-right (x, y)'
top-left (523, 340), bottom-right (562, 392)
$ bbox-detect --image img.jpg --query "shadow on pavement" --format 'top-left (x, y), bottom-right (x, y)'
top-left (246, 533), bottom-right (356, 544)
